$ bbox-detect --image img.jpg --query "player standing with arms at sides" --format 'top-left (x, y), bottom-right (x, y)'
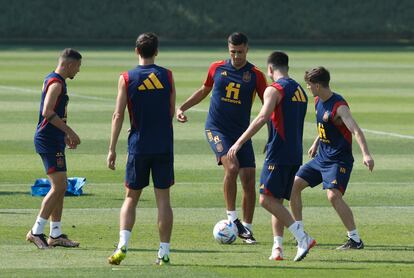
top-left (177, 32), bottom-right (267, 244)
top-left (228, 51), bottom-right (316, 261)
top-left (290, 66), bottom-right (374, 251)
top-left (107, 33), bottom-right (176, 266)
top-left (28, 48), bottom-right (82, 249)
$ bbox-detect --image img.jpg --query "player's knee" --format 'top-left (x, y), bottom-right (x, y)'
top-left (327, 189), bottom-right (342, 204)
top-left (225, 164), bottom-right (239, 177)
top-left (51, 183), bottom-right (67, 195)
top-left (292, 177), bottom-right (307, 193)
top-left (242, 181), bottom-right (255, 193)
top-left (259, 194), bottom-right (269, 207)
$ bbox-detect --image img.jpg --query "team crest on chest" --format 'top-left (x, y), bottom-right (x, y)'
top-left (323, 111), bottom-right (330, 122)
top-left (242, 71), bottom-right (251, 82)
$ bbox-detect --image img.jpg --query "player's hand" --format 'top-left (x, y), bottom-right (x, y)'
top-left (227, 143), bottom-right (241, 161)
top-left (363, 154), bottom-right (374, 172)
top-left (107, 151), bottom-right (116, 170)
top-left (308, 144), bottom-right (318, 158)
top-left (65, 129), bottom-right (81, 149)
top-left (176, 108), bottom-right (187, 123)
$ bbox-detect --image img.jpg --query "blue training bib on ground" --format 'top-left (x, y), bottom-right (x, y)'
top-left (31, 177), bottom-right (86, 196)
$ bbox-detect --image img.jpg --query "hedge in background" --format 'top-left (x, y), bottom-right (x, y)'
top-left (1, 0), bottom-right (413, 43)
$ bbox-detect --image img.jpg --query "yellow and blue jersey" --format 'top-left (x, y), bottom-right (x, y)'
top-left (315, 93), bottom-right (354, 164)
top-left (123, 64), bottom-right (174, 155)
top-left (204, 59), bottom-right (267, 138)
top-left (265, 78), bottom-right (308, 165)
top-left (34, 72), bottom-right (68, 153)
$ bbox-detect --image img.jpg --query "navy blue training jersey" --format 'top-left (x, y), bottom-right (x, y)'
top-left (204, 59), bottom-right (267, 138)
top-left (265, 78), bottom-right (308, 165)
top-left (123, 64), bottom-right (174, 155)
top-left (314, 93), bottom-right (354, 164)
top-left (34, 72), bottom-right (68, 153)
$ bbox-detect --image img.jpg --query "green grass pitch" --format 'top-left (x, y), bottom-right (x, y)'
top-left (0, 45), bottom-right (413, 277)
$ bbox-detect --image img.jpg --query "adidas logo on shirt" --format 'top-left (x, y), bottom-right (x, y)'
top-left (138, 73), bottom-right (164, 91)
top-left (292, 88), bottom-right (307, 102)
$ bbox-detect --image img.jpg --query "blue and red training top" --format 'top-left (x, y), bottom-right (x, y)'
top-left (265, 77), bottom-right (308, 165)
top-left (34, 72), bottom-right (68, 153)
top-left (123, 64), bottom-right (174, 155)
top-left (204, 59), bottom-right (267, 139)
top-left (314, 92), bottom-right (354, 164)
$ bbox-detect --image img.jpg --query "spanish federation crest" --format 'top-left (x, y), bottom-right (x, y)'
top-left (242, 71), bottom-right (251, 82)
top-left (323, 111), bottom-right (330, 122)
top-left (56, 152), bottom-right (65, 168)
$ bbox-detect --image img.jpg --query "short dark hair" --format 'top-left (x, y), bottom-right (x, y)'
top-left (267, 51), bottom-right (289, 70)
top-left (304, 66), bottom-right (330, 88)
top-left (136, 32), bottom-right (158, 58)
top-left (60, 48), bottom-right (82, 60)
top-left (227, 32), bottom-right (248, 46)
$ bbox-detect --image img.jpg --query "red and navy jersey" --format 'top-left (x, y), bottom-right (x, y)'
top-left (34, 72), bottom-right (68, 153)
top-left (265, 78), bottom-right (308, 165)
top-left (204, 59), bottom-right (267, 138)
top-left (123, 64), bottom-right (174, 155)
top-left (315, 93), bottom-right (354, 164)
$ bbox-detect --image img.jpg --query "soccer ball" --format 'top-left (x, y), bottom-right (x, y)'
top-left (213, 219), bottom-right (237, 244)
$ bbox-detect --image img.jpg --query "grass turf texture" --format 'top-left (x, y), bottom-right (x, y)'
top-left (0, 46), bottom-right (413, 277)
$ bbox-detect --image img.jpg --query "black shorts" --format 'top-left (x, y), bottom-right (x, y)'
top-left (39, 152), bottom-right (67, 174)
top-left (205, 129), bottom-right (255, 168)
top-left (259, 161), bottom-right (300, 200)
top-left (296, 158), bottom-right (353, 194)
top-left (125, 153), bottom-right (174, 190)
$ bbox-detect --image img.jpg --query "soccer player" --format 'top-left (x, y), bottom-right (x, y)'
top-left (290, 66), bottom-right (374, 251)
top-left (107, 33), bottom-right (176, 266)
top-left (228, 51), bottom-right (315, 261)
top-left (176, 32), bottom-right (267, 244)
top-left (28, 48), bottom-right (82, 249)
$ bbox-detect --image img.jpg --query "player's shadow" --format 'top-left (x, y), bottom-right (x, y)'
top-left (313, 243), bottom-right (414, 252)
top-left (320, 259), bottom-right (413, 265)
top-left (76, 193), bottom-right (94, 196)
top-left (0, 211), bottom-right (31, 215)
top-left (365, 244), bottom-right (414, 252)
top-left (169, 264), bottom-right (366, 271)
top-left (0, 191), bottom-right (30, 196)
top-left (113, 198), bottom-right (148, 202)
top-left (128, 248), bottom-right (256, 254)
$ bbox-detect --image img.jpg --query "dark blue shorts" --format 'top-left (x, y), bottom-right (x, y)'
top-left (125, 153), bottom-right (174, 190)
top-left (259, 162), bottom-right (300, 200)
top-left (39, 152), bottom-right (67, 174)
top-left (205, 129), bottom-right (255, 168)
top-left (296, 158), bottom-right (353, 194)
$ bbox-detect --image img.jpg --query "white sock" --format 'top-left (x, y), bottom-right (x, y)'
top-left (273, 236), bottom-right (283, 249)
top-left (158, 242), bottom-right (170, 258)
top-left (50, 221), bottom-right (62, 238)
top-left (118, 230), bottom-right (131, 249)
top-left (288, 222), bottom-right (306, 242)
top-left (347, 229), bottom-right (361, 243)
top-left (242, 221), bottom-right (252, 232)
top-left (226, 210), bottom-right (237, 223)
top-left (32, 216), bottom-right (47, 235)
top-left (296, 220), bottom-right (304, 230)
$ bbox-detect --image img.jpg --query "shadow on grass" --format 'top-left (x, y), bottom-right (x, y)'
top-left (0, 211), bottom-right (31, 215)
top-left (128, 248), bottom-right (257, 254)
top-left (320, 259), bottom-right (414, 265)
top-left (0, 191), bottom-right (30, 196)
top-left (169, 264), bottom-right (366, 271)
top-left (315, 243), bottom-right (414, 251)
